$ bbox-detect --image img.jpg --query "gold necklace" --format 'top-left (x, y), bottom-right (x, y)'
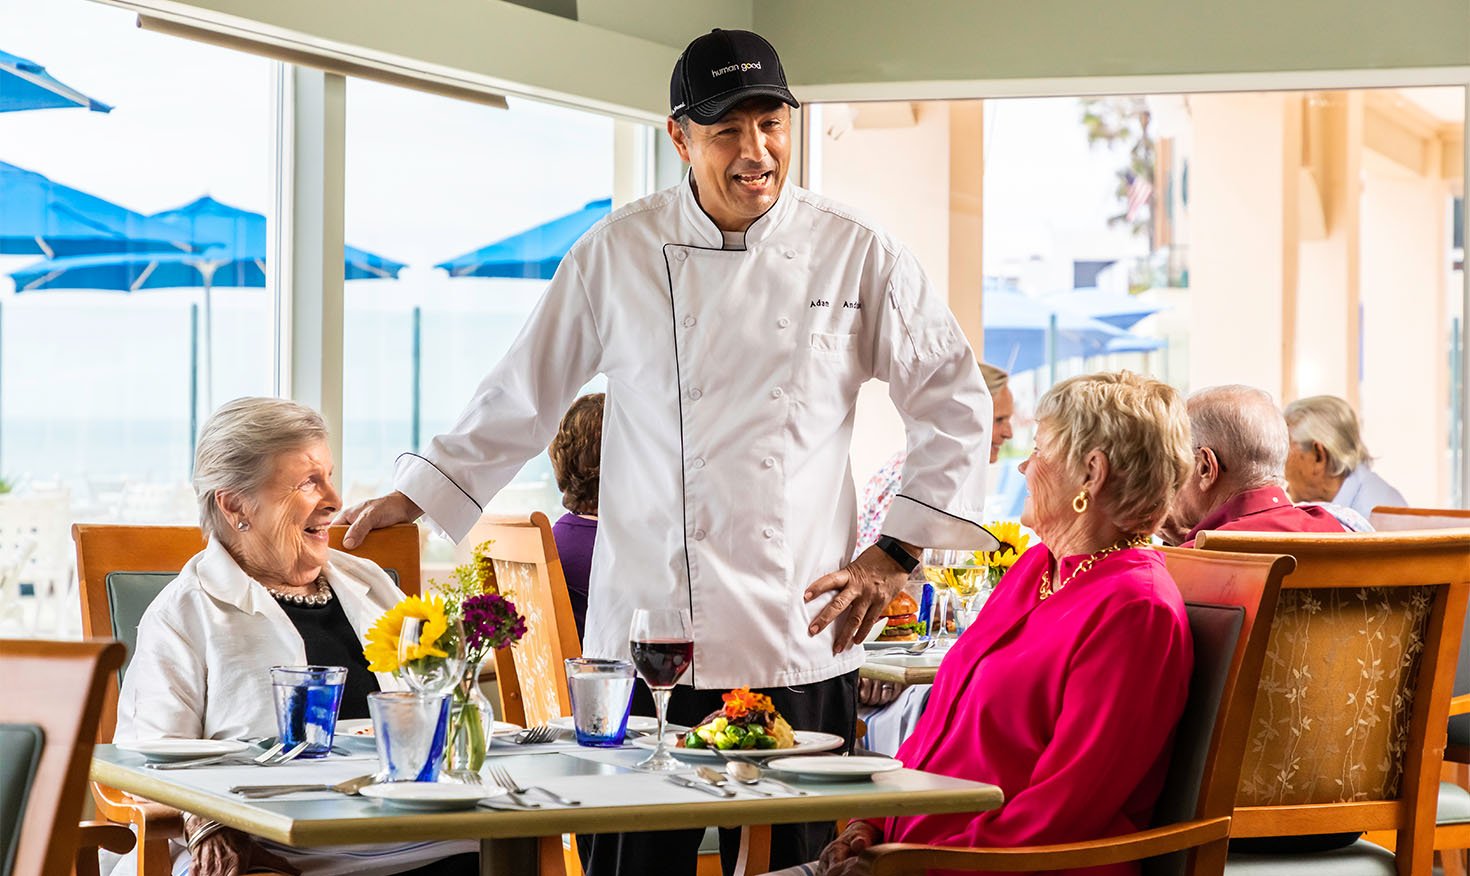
top-left (1038, 536), bottom-right (1152, 601)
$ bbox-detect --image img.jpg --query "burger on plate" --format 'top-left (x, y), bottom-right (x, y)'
top-left (876, 591), bottom-right (922, 642)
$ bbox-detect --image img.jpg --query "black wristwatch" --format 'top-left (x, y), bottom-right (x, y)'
top-left (874, 535), bottom-right (920, 574)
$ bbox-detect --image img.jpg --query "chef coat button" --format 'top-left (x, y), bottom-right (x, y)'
top-left (784, 249), bottom-right (797, 259)
top-left (692, 457), bottom-right (706, 469)
top-left (693, 529), bottom-right (706, 541)
top-left (676, 250), bottom-right (688, 262)
top-left (683, 315), bottom-right (697, 328)
top-left (762, 527), bottom-right (776, 539)
top-left (777, 317), bottom-right (790, 328)
top-left (762, 457), bottom-right (775, 468)
top-left (689, 387), bottom-right (703, 400)
top-left (770, 387), bottom-right (784, 399)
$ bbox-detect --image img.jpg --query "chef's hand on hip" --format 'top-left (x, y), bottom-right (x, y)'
top-left (336, 490), bottom-right (422, 549)
top-left (805, 544), bottom-right (911, 654)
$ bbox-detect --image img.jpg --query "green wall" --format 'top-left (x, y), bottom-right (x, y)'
top-left (753, 0), bottom-right (1470, 87)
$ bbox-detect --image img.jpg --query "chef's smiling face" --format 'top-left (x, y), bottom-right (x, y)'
top-left (668, 98), bottom-right (791, 233)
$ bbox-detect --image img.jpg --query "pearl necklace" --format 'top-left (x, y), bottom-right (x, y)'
top-left (1038, 537), bottom-right (1152, 601)
top-left (265, 576), bottom-right (333, 607)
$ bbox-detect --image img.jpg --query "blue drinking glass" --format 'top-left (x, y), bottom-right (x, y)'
top-left (565, 658), bottom-right (636, 747)
top-left (367, 691), bottom-right (451, 782)
top-left (269, 665), bottom-right (347, 759)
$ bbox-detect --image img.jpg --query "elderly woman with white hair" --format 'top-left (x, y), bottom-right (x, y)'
top-left (1282, 394), bottom-right (1406, 518)
top-left (113, 397), bottom-right (474, 876)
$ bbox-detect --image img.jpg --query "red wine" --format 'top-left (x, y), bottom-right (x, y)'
top-left (630, 638), bottom-right (694, 688)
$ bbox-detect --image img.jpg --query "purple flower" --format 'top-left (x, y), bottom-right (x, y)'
top-left (461, 592), bottom-right (527, 654)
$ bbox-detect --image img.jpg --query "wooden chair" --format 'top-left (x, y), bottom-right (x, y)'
top-left (71, 522), bottom-right (421, 876)
top-left (1, 638), bottom-right (132, 876)
top-left (1367, 508), bottom-right (1470, 873)
top-left (855, 546), bottom-right (1293, 875)
top-left (461, 513), bottom-right (582, 875)
top-left (1192, 529), bottom-right (1470, 874)
top-left (468, 512), bottom-right (581, 729)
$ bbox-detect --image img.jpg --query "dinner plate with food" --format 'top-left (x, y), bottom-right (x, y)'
top-left (631, 686), bottom-right (845, 759)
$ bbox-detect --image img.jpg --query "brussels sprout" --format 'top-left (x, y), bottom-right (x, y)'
top-left (683, 733), bottom-right (706, 749)
top-left (740, 736), bottom-right (757, 749)
top-left (755, 735), bottom-right (777, 749)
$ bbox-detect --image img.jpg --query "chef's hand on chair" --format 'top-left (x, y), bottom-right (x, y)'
top-left (336, 490), bottom-right (423, 549)
top-left (805, 544), bottom-right (914, 654)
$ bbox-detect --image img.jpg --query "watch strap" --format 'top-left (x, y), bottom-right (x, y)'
top-left (874, 535), bottom-right (920, 574)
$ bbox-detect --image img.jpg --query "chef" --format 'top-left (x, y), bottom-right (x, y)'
top-left (341, 27), bottom-right (996, 875)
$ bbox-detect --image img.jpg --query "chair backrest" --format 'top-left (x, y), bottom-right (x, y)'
top-left (1140, 547), bottom-right (1293, 876)
top-left (1193, 529), bottom-right (1470, 871)
top-left (1370, 505), bottom-right (1470, 532)
top-left (72, 522), bottom-right (421, 743)
top-left (0, 639), bottom-right (125, 876)
top-left (465, 513), bottom-right (581, 727)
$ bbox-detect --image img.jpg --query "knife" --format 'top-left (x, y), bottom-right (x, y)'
top-left (666, 774), bottom-right (734, 798)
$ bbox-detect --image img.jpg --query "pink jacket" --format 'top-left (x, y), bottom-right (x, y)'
top-left (878, 546), bottom-right (1193, 876)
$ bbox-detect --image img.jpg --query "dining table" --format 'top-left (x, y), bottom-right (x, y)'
top-left (92, 740), bottom-right (1002, 876)
top-left (860, 647), bottom-right (945, 686)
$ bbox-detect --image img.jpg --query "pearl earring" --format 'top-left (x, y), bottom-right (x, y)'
top-left (236, 520), bottom-right (250, 531)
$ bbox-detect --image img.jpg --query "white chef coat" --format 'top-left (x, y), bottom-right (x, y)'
top-left (397, 177), bottom-right (996, 690)
top-left (110, 538), bottom-right (474, 876)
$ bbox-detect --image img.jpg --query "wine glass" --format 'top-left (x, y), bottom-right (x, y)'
top-left (628, 608), bottom-right (693, 772)
top-left (398, 615), bottom-right (467, 696)
top-left (923, 549), bottom-right (981, 648)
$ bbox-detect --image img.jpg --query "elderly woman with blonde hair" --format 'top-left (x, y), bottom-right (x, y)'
top-left (813, 371), bottom-right (1196, 876)
top-left (113, 397), bottom-right (474, 876)
top-left (1282, 394), bottom-right (1406, 518)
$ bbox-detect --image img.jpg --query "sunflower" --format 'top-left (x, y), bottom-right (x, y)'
top-left (974, 520), bottom-right (1032, 571)
top-left (362, 594), bottom-right (450, 673)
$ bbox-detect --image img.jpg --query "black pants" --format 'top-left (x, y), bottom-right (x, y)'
top-left (580, 671), bottom-right (859, 876)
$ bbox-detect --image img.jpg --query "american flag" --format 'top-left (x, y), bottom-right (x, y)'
top-left (1124, 173), bottom-right (1153, 222)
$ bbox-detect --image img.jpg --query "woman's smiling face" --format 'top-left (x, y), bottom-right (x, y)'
top-left (233, 439), bottom-right (340, 588)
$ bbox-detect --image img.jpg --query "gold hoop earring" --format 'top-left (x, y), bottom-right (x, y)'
top-left (1072, 489), bottom-right (1089, 514)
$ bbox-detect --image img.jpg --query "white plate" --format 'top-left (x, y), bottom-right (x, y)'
top-left (359, 782), bottom-right (507, 811)
top-left (116, 739), bottom-right (253, 763)
top-left (766, 755), bottom-right (903, 780)
top-left (491, 721), bottom-right (524, 738)
top-left (549, 715), bottom-right (660, 733)
top-left (865, 652), bottom-right (944, 668)
top-left (634, 730), bottom-right (845, 759)
top-left (336, 719), bottom-right (374, 737)
top-left (859, 619), bottom-right (891, 644)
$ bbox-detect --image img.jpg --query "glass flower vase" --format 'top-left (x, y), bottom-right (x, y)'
top-left (445, 657), bottom-right (493, 779)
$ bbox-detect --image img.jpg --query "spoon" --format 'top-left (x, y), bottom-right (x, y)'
top-left (698, 765), bottom-right (772, 797)
top-left (875, 638), bottom-right (933, 656)
top-left (725, 760), bottom-right (807, 796)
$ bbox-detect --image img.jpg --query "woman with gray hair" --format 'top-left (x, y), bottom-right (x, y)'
top-left (113, 397), bottom-right (474, 876)
top-left (1283, 394), bottom-right (1405, 518)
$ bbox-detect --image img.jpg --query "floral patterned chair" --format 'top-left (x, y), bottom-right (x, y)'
top-left (1194, 529), bottom-right (1470, 875)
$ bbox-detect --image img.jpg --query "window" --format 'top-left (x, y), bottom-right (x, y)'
top-left (343, 80), bottom-right (634, 529)
top-left (1, 0), bottom-right (276, 632)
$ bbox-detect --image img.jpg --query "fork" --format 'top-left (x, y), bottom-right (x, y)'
top-left (513, 724), bottom-right (560, 744)
top-left (147, 741), bottom-right (287, 770)
top-left (259, 741), bottom-right (312, 766)
top-left (486, 764), bottom-right (581, 807)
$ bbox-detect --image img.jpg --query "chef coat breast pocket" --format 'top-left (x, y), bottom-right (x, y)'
top-left (809, 331), bottom-right (858, 357)
top-left (801, 331), bottom-right (865, 403)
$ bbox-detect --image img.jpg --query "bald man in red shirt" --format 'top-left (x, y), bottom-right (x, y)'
top-left (1162, 385), bottom-right (1346, 548)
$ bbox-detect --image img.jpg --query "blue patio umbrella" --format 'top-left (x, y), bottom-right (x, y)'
top-left (10, 195), bottom-right (405, 458)
top-left (0, 161), bottom-right (196, 257)
top-left (983, 288), bottom-right (1135, 376)
top-left (0, 50), bottom-right (111, 113)
top-left (1042, 287), bottom-right (1164, 330)
top-left (436, 197), bottom-right (612, 280)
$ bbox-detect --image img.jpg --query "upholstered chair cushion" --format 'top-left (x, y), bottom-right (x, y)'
top-left (105, 571), bottom-right (174, 679)
top-left (1224, 839), bottom-right (1395, 875)
top-left (1440, 780), bottom-right (1470, 825)
top-left (0, 723), bottom-right (43, 876)
top-left (1236, 587), bottom-right (1434, 806)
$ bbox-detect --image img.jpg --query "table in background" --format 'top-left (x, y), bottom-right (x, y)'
top-left (93, 743), bottom-right (1001, 876)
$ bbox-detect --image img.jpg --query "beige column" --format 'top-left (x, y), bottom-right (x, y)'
top-left (948, 101), bottom-right (985, 358)
top-left (1294, 92), bottom-right (1364, 403)
top-left (1187, 93), bottom-right (1297, 400)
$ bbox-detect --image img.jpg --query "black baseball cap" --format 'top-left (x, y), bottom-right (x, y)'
top-left (670, 29), bottom-right (799, 125)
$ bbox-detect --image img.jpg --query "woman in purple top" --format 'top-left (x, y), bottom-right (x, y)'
top-left (549, 392), bottom-right (604, 641)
